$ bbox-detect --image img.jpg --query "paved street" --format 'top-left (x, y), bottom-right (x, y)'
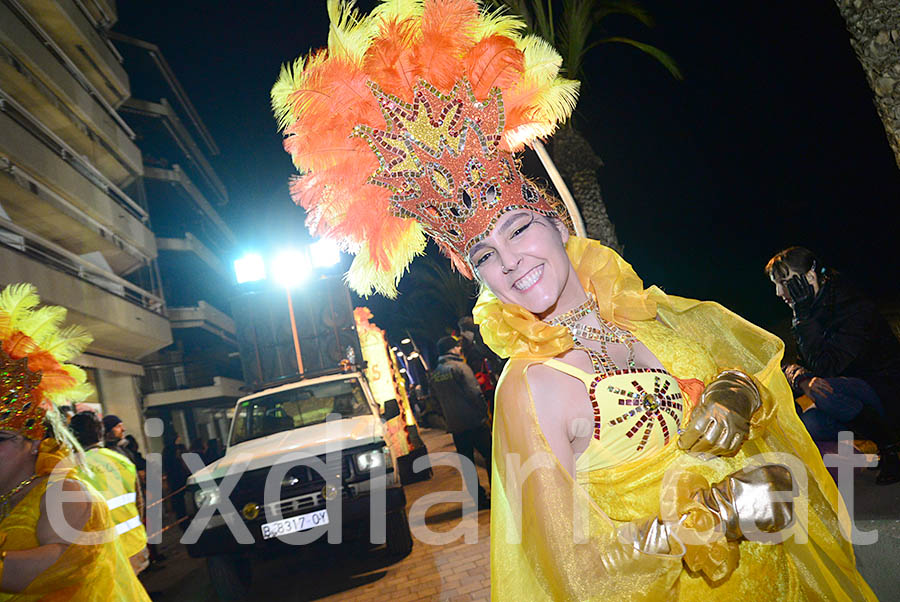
top-left (139, 429), bottom-right (900, 601)
top-left (140, 427), bottom-right (491, 601)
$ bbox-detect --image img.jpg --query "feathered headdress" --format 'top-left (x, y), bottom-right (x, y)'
top-left (272, 0), bottom-right (579, 297)
top-left (0, 283), bottom-right (93, 440)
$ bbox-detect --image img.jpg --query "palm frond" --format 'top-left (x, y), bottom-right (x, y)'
top-left (558, 0), bottom-right (597, 78)
top-left (596, 37), bottom-right (683, 80)
top-left (594, 0), bottom-right (654, 28)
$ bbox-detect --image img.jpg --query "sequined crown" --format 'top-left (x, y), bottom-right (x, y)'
top-left (0, 350), bottom-right (45, 437)
top-left (353, 78), bottom-right (559, 260)
top-left (0, 283), bottom-right (93, 439)
top-left (271, 0), bottom-right (579, 296)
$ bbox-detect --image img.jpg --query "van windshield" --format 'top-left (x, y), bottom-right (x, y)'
top-left (230, 378), bottom-right (372, 446)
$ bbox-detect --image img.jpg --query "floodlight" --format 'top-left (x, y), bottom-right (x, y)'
top-left (390, 347), bottom-right (398, 352)
top-left (310, 238), bottom-right (341, 268)
top-left (400, 338), bottom-right (411, 344)
top-left (272, 249), bottom-right (311, 288)
top-left (407, 352), bottom-right (420, 360)
top-left (399, 368), bottom-right (407, 374)
top-left (234, 253), bottom-right (266, 284)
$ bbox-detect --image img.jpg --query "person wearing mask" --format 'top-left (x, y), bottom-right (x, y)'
top-left (766, 246), bottom-right (900, 484)
top-left (69, 412), bottom-right (149, 574)
top-left (429, 336), bottom-right (492, 509)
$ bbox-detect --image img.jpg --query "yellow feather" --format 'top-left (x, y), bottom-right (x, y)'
top-left (0, 283), bottom-right (40, 332)
top-left (327, 0), bottom-right (380, 64)
top-left (371, 0), bottom-right (424, 23)
top-left (518, 35), bottom-right (564, 86)
top-left (16, 305), bottom-right (67, 347)
top-left (46, 382), bottom-right (94, 405)
top-left (533, 78), bottom-right (581, 124)
top-left (271, 55), bottom-right (309, 131)
top-left (41, 324), bottom-right (93, 362)
top-left (346, 223), bottom-right (426, 298)
top-left (473, 5), bottom-right (526, 40)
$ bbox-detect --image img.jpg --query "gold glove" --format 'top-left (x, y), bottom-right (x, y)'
top-left (600, 517), bottom-right (679, 573)
top-left (678, 370), bottom-right (761, 456)
top-left (692, 464), bottom-right (794, 542)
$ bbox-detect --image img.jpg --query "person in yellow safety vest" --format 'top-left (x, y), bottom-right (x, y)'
top-left (68, 411), bottom-right (149, 574)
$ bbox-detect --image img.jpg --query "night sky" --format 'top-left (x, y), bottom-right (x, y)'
top-left (115, 0), bottom-right (900, 344)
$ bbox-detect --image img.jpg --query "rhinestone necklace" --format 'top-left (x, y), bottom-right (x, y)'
top-left (0, 472), bottom-right (39, 523)
top-left (546, 293), bottom-right (638, 375)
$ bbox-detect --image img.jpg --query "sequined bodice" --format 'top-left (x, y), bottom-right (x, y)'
top-left (543, 360), bottom-right (685, 471)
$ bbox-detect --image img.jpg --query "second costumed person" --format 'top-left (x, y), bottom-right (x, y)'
top-left (271, 1), bottom-right (876, 599)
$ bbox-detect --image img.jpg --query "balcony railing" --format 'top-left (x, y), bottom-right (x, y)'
top-left (0, 213), bottom-right (165, 315)
top-left (141, 358), bottom-right (243, 394)
top-left (0, 88), bottom-right (147, 223)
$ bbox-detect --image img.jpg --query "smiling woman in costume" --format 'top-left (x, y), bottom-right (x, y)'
top-left (0, 284), bottom-right (150, 601)
top-left (272, 1), bottom-right (875, 599)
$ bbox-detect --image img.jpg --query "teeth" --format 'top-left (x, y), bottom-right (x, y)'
top-left (514, 265), bottom-right (543, 290)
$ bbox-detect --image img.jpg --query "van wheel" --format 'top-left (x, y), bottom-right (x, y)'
top-left (207, 555), bottom-right (251, 601)
top-left (385, 510), bottom-right (413, 557)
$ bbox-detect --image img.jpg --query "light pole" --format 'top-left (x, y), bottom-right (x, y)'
top-left (233, 239), bottom-right (342, 378)
top-left (271, 249), bottom-right (310, 375)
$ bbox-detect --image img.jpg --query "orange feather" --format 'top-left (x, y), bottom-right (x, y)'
top-left (3, 332), bottom-right (37, 359)
top-left (364, 18), bottom-right (420, 101)
top-left (465, 36), bottom-right (524, 100)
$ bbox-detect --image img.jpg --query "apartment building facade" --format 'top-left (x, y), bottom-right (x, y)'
top-left (0, 0), bottom-right (242, 453)
top-left (111, 32), bottom-right (243, 457)
top-left (1, 0), bottom-right (171, 446)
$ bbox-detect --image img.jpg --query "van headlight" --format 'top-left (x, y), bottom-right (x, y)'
top-left (355, 447), bottom-right (389, 472)
top-left (193, 486), bottom-right (220, 509)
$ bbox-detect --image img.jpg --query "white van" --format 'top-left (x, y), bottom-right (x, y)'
top-left (184, 371), bottom-right (412, 601)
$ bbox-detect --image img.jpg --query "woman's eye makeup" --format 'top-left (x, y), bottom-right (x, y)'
top-left (511, 216), bottom-right (534, 238)
top-left (474, 251), bottom-right (493, 267)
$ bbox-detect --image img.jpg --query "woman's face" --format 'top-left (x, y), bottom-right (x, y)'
top-left (0, 430), bottom-right (38, 489)
top-left (469, 210), bottom-right (580, 318)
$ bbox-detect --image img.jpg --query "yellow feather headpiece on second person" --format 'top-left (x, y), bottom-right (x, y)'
top-left (0, 283), bottom-right (93, 440)
top-left (272, 0), bottom-right (579, 297)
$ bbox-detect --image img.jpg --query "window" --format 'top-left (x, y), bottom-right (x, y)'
top-left (230, 379), bottom-right (372, 446)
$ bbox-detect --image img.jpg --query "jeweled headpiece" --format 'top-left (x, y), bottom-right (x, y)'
top-left (0, 284), bottom-right (93, 439)
top-left (272, 0), bottom-right (579, 297)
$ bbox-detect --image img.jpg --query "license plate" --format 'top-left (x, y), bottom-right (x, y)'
top-left (260, 509), bottom-right (329, 540)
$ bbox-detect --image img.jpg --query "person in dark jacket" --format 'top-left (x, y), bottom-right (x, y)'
top-left (102, 414), bottom-right (138, 465)
top-left (429, 336), bottom-right (492, 508)
top-left (767, 246), bottom-right (900, 484)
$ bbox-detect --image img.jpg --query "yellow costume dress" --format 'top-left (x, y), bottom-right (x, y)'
top-left (475, 236), bottom-right (876, 601)
top-left (0, 440), bottom-right (151, 601)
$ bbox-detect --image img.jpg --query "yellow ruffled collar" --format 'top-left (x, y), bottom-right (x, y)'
top-left (472, 237), bottom-right (657, 359)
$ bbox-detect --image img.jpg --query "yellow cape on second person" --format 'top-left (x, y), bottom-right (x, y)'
top-left (0, 440), bottom-right (151, 602)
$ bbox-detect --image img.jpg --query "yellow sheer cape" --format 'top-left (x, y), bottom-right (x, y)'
top-left (474, 237), bottom-right (876, 601)
top-left (0, 440), bottom-right (150, 601)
